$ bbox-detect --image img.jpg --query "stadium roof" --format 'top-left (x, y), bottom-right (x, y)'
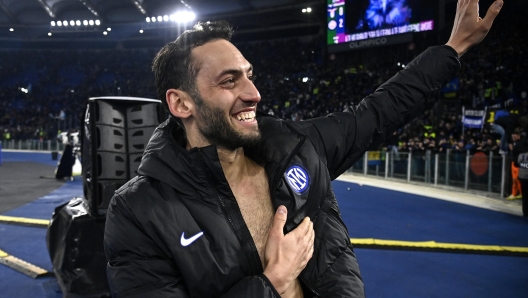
top-left (0, 0), bottom-right (326, 46)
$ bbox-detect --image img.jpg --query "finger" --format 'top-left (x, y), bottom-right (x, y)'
top-left (293, 217), bottom-right (311, 237)
top-left (481, 0), bottom-right (503, 28)
top-left (305, 225), bottom-right (315, 249)
top-left (270, 205), bottom-right (287, 236)
top-left (301, 217), bottom-right (312, 235)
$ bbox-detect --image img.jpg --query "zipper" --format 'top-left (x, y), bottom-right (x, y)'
top-left (300, 275), bottom-right (323, 298)
top-left (197, 149), bottom-right (263, 276)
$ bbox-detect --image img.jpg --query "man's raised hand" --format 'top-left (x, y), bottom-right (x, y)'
top-left (446, 0), bottom-right (504, 57)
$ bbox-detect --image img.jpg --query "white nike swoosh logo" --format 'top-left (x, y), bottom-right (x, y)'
top-left (180, 231), bottom-right (204, 247)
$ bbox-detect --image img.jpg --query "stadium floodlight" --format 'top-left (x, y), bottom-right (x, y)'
top-left (139, 29), bottom-right (144, 33)
top-left (51, 21), bottom-right (56, 26)
top-left (57, 21), bottom-right (62, 26)
top-left (302, 77), bottom-right (309, 82)
top-left (83, 20), bottom-right (88, 25)
top-left (163, 15), bottom-right (169, 22)
top-left (307, 7), bottom-right (312, 13)
top-left (48, 32), bottom-right (52, 36)
top-left (302, 8), bottom-right (306, 13)
top-left (157, 16), bottom-right (162, 22)
top-left (89, 20), bottom-right (94, 25)
top-left (63, 21), bottom-right (68, 26)
top-left (151, 17), bottom-right (156, 22)
top-left (76, 20), bottom-right (81, 26)
top-left (70, 20), bottom-right (75, 26)
top-left (146, 17), bottom-right (150, 22)
top-left (95, 20), bottom-right (101, 25)
top-left (103, 31), bottom-right (107, 35)
top-left (107, 28), bottom-right (111, 31)
top-left (174, 10), bottom-right (196, 23)
top-left (9, 28), bottom-right (14, 32)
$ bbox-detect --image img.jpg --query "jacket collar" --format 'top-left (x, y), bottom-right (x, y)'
top-left (138, 114), bottom-right (306, 196)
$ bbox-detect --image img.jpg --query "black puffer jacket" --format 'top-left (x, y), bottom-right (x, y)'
top-left (104, 45), bottom-right (460, 297)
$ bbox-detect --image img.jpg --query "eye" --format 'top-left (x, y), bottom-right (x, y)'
top-left (248, 74), bottom-right (255, 82)
top-left (221, 78), bottom-right (235, 86)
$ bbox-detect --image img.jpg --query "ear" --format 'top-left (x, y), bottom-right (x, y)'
top-left (166, 89), bottom-right (194, 119)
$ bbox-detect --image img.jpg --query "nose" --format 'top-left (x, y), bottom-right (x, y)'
top-left (239, 77), bottom-right (261, 104)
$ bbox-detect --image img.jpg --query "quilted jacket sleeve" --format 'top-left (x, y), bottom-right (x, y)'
top-left (297, 45), bottom-right (460, 179)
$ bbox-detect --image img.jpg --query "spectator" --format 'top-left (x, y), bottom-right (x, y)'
top-left (508, 128), bottom-right (527, 200)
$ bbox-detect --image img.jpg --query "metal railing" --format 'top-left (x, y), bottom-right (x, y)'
top-left (0, 139), bottom-right (65, 152)
top-left (1, 140), bottom-right (509, 197)
top-left (349, 149), bottom-right (508, 197)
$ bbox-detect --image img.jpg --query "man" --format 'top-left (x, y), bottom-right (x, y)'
top-left (508, 128), bottom-right (527, 200)
top-left (517, 133), bottom-right (528, 217)
top-left (104, 1), bottom-right (503, 297)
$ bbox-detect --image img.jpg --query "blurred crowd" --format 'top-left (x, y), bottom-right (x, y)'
top-left (1, 15), bottom-right (526, 158)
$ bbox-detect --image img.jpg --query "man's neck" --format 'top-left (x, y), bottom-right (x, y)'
top-left (217, 147), bottom-right (260, 186)
top-left (218, 147), bottom-right (247, 182)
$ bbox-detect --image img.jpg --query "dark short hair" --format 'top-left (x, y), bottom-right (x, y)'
top-left (152, 20), bottom-right (234, 113)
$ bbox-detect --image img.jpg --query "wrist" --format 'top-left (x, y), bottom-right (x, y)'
top-left (263, 267), bottom-right (290, 294)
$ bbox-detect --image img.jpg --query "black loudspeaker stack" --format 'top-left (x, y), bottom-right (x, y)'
top-left (82, 96), bottom-right (165, 216)
top-left (46, 97), bottom-right (165, 297)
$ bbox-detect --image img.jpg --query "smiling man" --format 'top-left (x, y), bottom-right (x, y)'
top-left (104, 1), bottom-right (503, 297)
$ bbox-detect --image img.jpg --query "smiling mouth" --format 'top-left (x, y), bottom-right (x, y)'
top-left (235, 111), bottom-right (256, 122)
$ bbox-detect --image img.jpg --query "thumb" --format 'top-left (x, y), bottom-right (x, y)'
top-left (270, 205), bottom-right (287, 236)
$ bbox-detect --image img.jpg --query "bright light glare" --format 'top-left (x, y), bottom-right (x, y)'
top-left (48, 32), bottom-right (52, 36)
top-left (70, 20), bottom-right (75, 26)
top-left (103, 31), bottom-right (107, 35)
top-left (95, 20), bottom-right (101, 25)
top-left (107, 28), bottom-right (111, 31)
top-left (63, 21), bottom-right (68, 27)
top-left (83, 20), bottom-right (88, 25)
top-left (302, 77), bottom-right (309, 83)
top-left (144, 10), bottom-right (196, 24)
top-left (76, 20), bottom-right (81, 26)
top-left (57, 21), bottom-right (62, 26)
top-left (307, 7), bottom-right (312, 12)
top-left (51, 21), bottom-right (56, 26)
top-left (139, 29), bottom-right (144, 33)
top-left (173, 11), bottom-right (196, 23)
top-left (89, 20), bottom-right (94, 25)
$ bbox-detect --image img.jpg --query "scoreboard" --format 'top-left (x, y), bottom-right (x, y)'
top-left (327, 0), bottom-right (435, 52)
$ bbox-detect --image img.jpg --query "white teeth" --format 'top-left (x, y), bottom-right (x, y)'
top-left (236, 111), bottom-right (255, 121)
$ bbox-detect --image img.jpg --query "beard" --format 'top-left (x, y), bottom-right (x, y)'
top-left (192, 92), bottom-right (261, 151)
